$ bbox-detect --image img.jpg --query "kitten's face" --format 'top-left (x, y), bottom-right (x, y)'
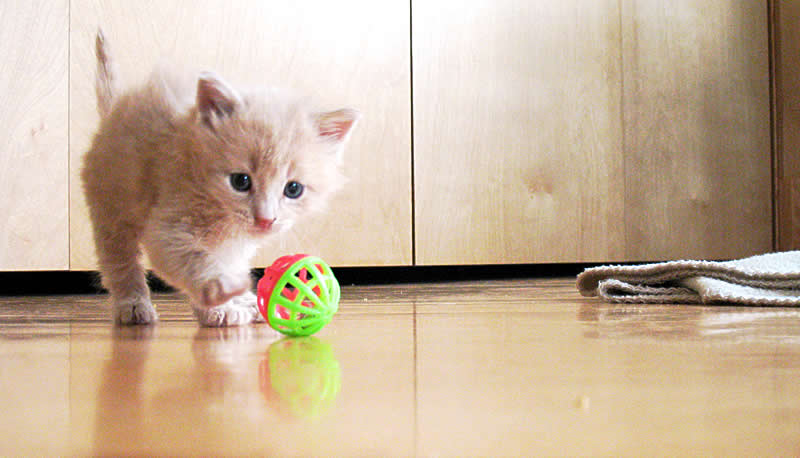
top-left (172, 73), bottom-right (358, 246)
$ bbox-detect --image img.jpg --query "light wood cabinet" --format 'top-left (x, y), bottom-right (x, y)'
top-left (0, 0), bottom-right (69, 271)
top-left (413, 0), bottom-right (625, 264)
top-left (620, 0), bottom-right (772, 261)
top-left (413, 0), bottom-right (772, 265)
top-left (775, 0), bottom-right (800, 251)
top-left (0, 1), bottom-right (778, 271)
top-left (68, 0), bottom-right (412, 269)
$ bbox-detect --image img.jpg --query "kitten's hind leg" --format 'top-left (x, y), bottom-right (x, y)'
top-left (94, 224), bottom-right (157, 325)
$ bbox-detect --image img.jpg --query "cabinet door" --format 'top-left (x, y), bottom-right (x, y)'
top-left (621, 0), bottom-right (772, 260)
top-left (776, 0), bottom-right (800, 251)
top-left (0, 0), bottom-right (69, 271)
top-left (69, 0), bottom-right (411, 270)
top-left (414, 0), bottom-right (772, 265)
top-left (414, 1), bottom-right (625, 265)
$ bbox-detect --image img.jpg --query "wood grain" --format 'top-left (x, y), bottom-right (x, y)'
top-left (2, 280), bottom-right (800, 455)
top-left (622, 0), bottom-right (772, 260)
top-left (69, 0), bottom-right (412, 270)
top-left (775, 0), bottom-right (800, 250)
top-left (414, 0), bottom-right (772, 265)
top-left (0, 0), bottom-right (69, 270)
top-left (413, 0), bottom-right (625, 265)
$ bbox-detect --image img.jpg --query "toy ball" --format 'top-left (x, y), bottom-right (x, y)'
top-left (257, 254), bottom-right (340, 336)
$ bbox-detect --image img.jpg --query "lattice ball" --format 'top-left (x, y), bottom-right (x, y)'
top-left (257, 254), bottom-right (340, 337)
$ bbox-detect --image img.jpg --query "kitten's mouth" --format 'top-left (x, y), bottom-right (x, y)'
top-left (251, 225), bottom-right (274, 235)
top-left (253, 217), bottom-right (275, 232)
top-left (250, 219), bottom-right (278, 235)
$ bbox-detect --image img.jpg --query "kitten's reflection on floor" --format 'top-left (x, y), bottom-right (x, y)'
top-left (93, 323), bottom-right (341, 454)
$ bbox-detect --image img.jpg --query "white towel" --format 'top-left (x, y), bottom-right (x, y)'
top-left (576, 251), bottom-right (800, 306)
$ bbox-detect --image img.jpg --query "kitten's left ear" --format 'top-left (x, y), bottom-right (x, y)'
top-left (196, 72), bottom-right (242, 128)
top-left (314, 108), bottom-right (361, 145)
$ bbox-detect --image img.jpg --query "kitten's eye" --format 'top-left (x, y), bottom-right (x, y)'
top-left (284, 181), bottom-right (304, 199)
top-left (229, 173), bottom-right (252, 192)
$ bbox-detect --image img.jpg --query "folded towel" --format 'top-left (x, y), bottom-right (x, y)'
top-left (576, 251), bottom-right (800, 306)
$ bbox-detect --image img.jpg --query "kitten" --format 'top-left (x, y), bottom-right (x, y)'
top-left (82, 31), bottom-right (359, 327)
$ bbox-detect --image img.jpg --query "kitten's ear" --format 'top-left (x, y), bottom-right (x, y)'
top-left (314, 109), bottom-right (361, 145)
top-left (196, 72), bottom-right (242, 128)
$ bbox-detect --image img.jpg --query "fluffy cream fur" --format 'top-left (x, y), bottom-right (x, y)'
top-left (82, 31), bottom-right (359, 326)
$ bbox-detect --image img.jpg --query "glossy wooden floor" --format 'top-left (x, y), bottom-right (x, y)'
top-left (2, 278), bottom-right (800, 456)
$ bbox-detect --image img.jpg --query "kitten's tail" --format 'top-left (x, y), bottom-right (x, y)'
top-left (94, 29), bottom-right (118, 118)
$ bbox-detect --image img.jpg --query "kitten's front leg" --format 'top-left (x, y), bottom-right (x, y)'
top-left (193, 290), bottom-right (264, 327)
top-left (188, 237), bottom-right (268, 327)
top-left (192, 271), bottom-right (261, 327)
top-left (144, 222), bottom-right (260, 327)
top-left (199, 273), bottom-right (251, 308)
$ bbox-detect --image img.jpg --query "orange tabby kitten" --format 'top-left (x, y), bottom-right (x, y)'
top-left (82, 32), bottom-right (359, 326)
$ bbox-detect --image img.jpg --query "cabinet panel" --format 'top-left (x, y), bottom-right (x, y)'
top-left (414, 0), bottom-right (625, 264)
top-left (621, 0), bottom-right (772, 260)
top-left (414, 0), bottom-right (772, 265)
top-left (0, 0), bottom-right (69, 271)
top-left (775, 0), bottom-right (800, 250)
top-left (69, 0), bottom-right (411, 270)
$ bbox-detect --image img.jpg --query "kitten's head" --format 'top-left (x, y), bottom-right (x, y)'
top-left (174, 72), bottom-right (359, 245)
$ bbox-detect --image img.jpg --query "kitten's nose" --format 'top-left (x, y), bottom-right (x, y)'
top-left (254, 217), bottom-right (275, 230)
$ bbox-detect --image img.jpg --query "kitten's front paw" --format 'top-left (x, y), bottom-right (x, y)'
top-left (231, 291), bottom-right (265, 323)
top-left (194, 296), bottom-right (259, 327)
top-left (200, 274), bottom-right (250, 308)
top-left (113, 297), bottom-right (158, 325)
